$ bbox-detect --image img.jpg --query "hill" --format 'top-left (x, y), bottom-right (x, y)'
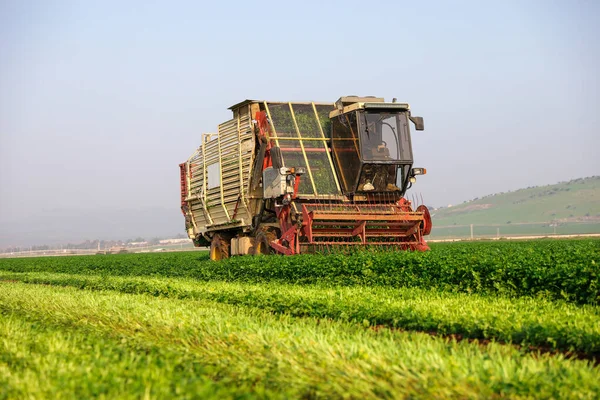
top-left (430, 176), bottom-right (600, 238)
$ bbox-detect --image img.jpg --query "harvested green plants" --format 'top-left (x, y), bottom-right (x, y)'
top-left (1, 238), bottom-right (599, 398)
top-left (1, 271), bottom-right (599, 354)
top-left (1, 239), bottom-right (598, 304)
top-left (1, 282), bottom-right (599, 399)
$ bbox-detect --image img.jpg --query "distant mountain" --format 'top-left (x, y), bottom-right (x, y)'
top-left (0, 207), bottom-right (183, 249)
top-left (431, 176), bottom-right (600, 238)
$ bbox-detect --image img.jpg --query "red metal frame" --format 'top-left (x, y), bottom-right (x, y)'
top-left (416, 204), bottom-right (432, 236)
top-left (292, 175), bottom-right (301, 199)
top-left (255, 111), bottom-right (274, 171)
top-left (254, 110), bottom-right (430, 255)
top-left (179, 163), bottom-right (188, 214)
top-left (271, 204), bottom-right (297, 255)
top-left (268, 198), bottom-right (431, 255)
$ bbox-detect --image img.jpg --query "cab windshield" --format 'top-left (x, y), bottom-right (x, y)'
top-left (359, 112), bottom-right (413, 162)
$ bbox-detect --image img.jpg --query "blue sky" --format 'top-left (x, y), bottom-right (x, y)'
top-left (0, 0), bottom-right (598, 243)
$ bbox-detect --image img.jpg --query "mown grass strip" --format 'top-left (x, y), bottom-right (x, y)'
top-left (1, 239), bottom-right (598, 304)
top-left (3, 271), bottom-right (598, 354)
top-left (1, 282), bottom-right (600, 399)
top-left (0, 312), bottom-right (263, 399)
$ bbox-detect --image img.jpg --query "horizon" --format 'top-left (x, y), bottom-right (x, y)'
top-left (1, 175), bottom-right (597, 250)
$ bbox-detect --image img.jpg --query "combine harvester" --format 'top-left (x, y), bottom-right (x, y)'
top-left (179, 96), bottom-right (432, 260)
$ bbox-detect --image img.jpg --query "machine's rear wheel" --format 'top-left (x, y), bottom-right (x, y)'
top-left (253, 228), bottom-right (277, 255)
top-left (209, 234), bottom-right (230, 261)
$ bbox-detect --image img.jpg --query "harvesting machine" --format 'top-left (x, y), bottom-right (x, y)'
top-left (179, 96), bottom-right (432, 260)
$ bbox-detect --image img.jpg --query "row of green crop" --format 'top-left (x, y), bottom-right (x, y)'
top-left (3, 271), bottom-right (599, 354)
top-left (1, 281), bottom-right (599, 399)
top-left (1, 239), bottom-right (598, 304)
top-left (0, 313), bottom-right (238, 399)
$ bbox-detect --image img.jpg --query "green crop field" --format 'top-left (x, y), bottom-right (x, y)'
top-left (1, 239), bottom-right (599, 399)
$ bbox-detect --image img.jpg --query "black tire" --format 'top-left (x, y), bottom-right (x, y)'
top-left (209, 233), bottom-right (230, 261)
top-left (252, 228), bottom-right (277, 255)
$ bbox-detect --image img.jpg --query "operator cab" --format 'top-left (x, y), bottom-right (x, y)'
top-left (330, 96), bottom-right (425, 195)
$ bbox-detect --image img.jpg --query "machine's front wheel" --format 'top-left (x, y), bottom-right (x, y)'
top-left (252, 228), bottom-right (277, 255)
top-left (416, 205), bottom-right (432, 236)
top-left (209, 234), bottom-right (230, 261)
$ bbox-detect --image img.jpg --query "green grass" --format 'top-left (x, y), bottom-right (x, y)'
top-left (0, 313), bottom-right (242, 399)
top-left (432, 176), bottom-right (600, 230)
top-left (1, 239), bottom-right (597, 304)
top-left (1, 282), bottom-right (599, 399)
top-left (1, 239), bottom-right (599, 398)
top-left (2, 271), bottom-right (599, 354)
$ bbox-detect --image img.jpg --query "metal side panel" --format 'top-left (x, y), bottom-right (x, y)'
top-left (263, 102), bottom-right (340, 196)
top-left (185, 138), bottom-right (213, 235)
top-left (202, 109), bottom-right (254, 230)
top-left (185, 103), bottom-right (257, 237)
